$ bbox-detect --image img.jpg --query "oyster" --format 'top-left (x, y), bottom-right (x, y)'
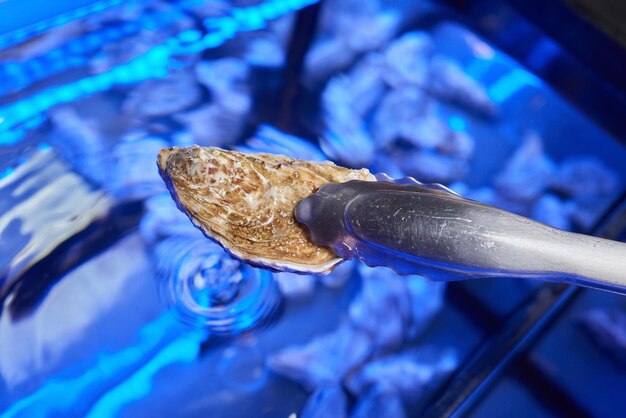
top-left (157, 146), bottom-right (375, 274)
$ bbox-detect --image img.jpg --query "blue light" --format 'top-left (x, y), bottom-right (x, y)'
top-left (466, 58), bottom-right (495, 80)
top-left (0, 314), bottom-right (201, 418)
top-left (92, 2), bottom-right (107, 13)
top-left (52, 15), bottom-right (70, 28)
top-left (33, 21), bottom-right (49, 33)
top-left (177, 29), bottom-right (201, 44)
top-left (10, 103), bottom-right (30, 120)
top-left (0, 0), bottom-right (128, 49)
top-left (259, 2), bottom-right (281, 20)
top-left (0, 131), bottom-right (24, 146)
top-left (201, 32), bottom-right (228, 50)
top-left (84, 335), bottom-right (202, 418)
top-left (54, 85), bottom-right (80, 102)
top-left (240, 9), bottom-right (266, 31)
top-left (23, 115), bottom-right (45, 129)
top-left (0, 0), bottom-right (321, 141)
top-left (0, 167), bottom-right (14, 179)
top-left (271, 0), bottom-right (291, 14)
top-left (448, 116), bottom-right (467, 132)
top-left (488, 69), bottom-right (540, 104)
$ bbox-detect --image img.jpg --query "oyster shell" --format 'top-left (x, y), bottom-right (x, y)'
top-left (157, 146), bottom-right (375, 274)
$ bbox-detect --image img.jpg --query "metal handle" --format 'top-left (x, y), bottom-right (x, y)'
top-left (296, 180), bottom-right (626, 295)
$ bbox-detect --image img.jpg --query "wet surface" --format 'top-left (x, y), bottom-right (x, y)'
top-left (1, 1), bottom-right (626, 417)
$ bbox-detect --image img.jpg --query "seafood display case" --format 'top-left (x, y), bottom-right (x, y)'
top-left (1, 0), bottom-right (626, 417)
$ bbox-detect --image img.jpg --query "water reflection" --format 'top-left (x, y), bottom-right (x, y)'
top-left (1, 1), bottom-right (625, 415)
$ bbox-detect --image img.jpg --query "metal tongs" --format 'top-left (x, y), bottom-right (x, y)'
top-left (295, 176), bottom-right (626, 295)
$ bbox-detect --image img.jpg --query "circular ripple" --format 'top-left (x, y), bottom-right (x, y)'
top-left (154, 236), bottom-right (282, 335)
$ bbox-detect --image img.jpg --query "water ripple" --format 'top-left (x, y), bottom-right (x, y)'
top-left (154, 236), bottom-right (281, 335)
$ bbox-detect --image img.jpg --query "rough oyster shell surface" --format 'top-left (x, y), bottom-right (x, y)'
top-left (157, 146), bottom-right (375, 274)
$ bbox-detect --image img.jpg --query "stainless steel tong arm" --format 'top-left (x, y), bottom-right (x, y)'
top-left (295, 179), bottom-right (626, 295)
